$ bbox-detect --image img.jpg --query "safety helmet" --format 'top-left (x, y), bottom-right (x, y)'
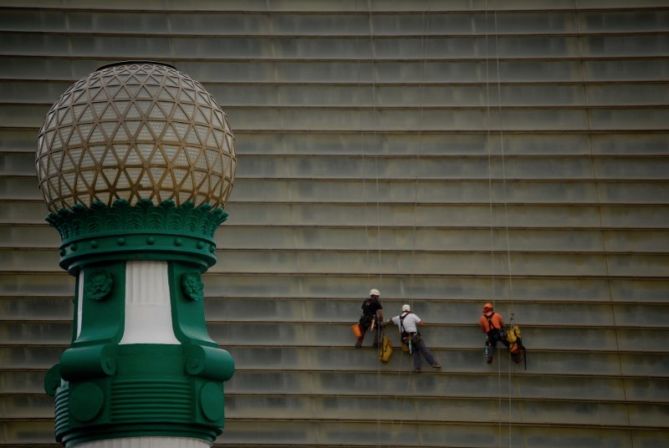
top-left (369, 288), bottom-right (380, 297)
top-left (483, 302), bottom-right (494, 312)
top-left (402, 304), bottom-right (411, 312)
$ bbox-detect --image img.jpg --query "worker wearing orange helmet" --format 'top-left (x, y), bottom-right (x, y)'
top-left (479, 302), bottom-right (509, 363)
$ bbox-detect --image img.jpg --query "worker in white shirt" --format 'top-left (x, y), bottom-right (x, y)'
top-left (389, 304), bottom-right (441, 373)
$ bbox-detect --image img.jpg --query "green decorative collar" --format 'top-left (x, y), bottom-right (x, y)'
top-left (46, 199), bottom-right (228, 271)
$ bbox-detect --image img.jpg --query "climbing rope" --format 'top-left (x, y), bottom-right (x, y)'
top-left (414, 4), bottom-right (427, 341)
top-left (365, 1), bottom-right (431, 444)
top-left (365, 2), bottom-right (384, 446)
top-left (483, 3), bottom-right (502, 446)
top-left (571, 1), bottom-right (633, 440)
top-left (484, 2), bottom-right (516, 445)
top-left (491, 7), bottom-right (517, 448)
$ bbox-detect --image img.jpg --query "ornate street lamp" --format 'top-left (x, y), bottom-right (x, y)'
top-left (37, 61), bottom-right (236, 448)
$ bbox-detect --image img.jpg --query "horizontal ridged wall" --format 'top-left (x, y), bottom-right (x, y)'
top-left (1, 1), bottom-right (668, 447)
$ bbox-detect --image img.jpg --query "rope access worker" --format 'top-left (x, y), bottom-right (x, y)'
top-left (355, 288), bottom-right (384, 349)
top-left (479, 302), bottom-right (509, 364)
top-left (390, 304), bottom-right (441, 373)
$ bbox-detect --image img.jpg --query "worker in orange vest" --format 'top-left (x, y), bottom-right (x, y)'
top-left (479, 302), bottom-right (509, 364)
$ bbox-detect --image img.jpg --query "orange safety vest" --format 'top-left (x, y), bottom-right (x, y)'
top-left (480, 311), bottom-right (504, 333)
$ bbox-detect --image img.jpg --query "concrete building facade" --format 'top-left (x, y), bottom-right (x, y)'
top-left (0, 1), bottom-right (668, 447)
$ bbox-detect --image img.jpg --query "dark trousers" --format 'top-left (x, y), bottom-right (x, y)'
top-left (485, 329), bottom-right (509, 362)
top-left (410, 334), bottom-right (437, 370)
top-left (356, 316), bottom-right (381, 347)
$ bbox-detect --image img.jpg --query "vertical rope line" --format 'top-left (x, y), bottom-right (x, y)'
top-left (492, 5), bottom-right (514, 447)
top-left (360, 6), bottom-right (370, 298)
top-left (484, 0), bottom-right (496, 317)
top-left (367, 2), bottom-right (382, 290)
top-left (359, 0), bottom-right (371, 359)
top-left (484, 2), bottom-right (503, 447)
top-left (408, 4), bottom-right (427, 311)
top-left (366, 2), bottom-right (383, 446)
top-left (572, 1), bottom-right (633, 435)
top-left (493, 14), bottom-right (513, 321)
top-left (413, 0), bottom-right (427, 340)
top-left (484, 0), bottom-right (502, 447)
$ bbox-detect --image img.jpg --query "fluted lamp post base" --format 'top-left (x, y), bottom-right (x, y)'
top-left (43, 202), bottom-right (234, 447)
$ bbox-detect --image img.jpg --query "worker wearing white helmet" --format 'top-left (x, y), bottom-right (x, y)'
top-left (354, 288), bottom-right (384, 349)
top-left (390, 303), bottom-right (441, 372)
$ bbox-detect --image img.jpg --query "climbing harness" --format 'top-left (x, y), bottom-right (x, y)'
top-left (399, 312), bottom-right (414, 354)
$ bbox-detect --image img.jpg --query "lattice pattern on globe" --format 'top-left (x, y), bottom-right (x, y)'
top-left (36, 61), bottom-right (236, 213)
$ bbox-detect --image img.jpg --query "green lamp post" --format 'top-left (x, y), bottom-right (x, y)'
top-left (37, 61), bottom-right (236, 448)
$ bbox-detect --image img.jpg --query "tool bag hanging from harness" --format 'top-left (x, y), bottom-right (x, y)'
top-left (505, 324), bottom-right (527, 369)
top-left (379, 335), bottom-right (393, 363)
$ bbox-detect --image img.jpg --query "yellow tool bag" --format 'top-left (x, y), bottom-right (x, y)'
top-left (379, 335), bottom-right (393, 363)
top-left (505, 324), bottom-right (527, 369)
